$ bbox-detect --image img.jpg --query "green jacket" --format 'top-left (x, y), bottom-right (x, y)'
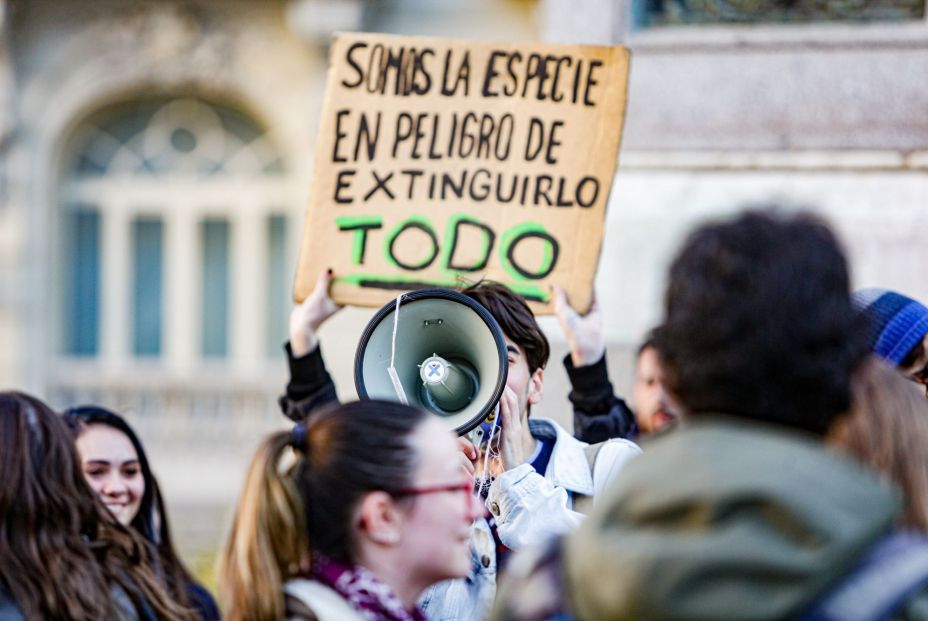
top-left (563, 417), bottom-right (927, 621)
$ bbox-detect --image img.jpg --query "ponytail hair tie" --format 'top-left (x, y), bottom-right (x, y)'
top-left (290, 423), bottom-right (308, 451)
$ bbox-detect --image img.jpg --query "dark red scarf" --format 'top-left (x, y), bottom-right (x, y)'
top-left (311, 555), bottom-right (428, 621)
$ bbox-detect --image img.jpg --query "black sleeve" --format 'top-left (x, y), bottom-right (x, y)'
top-left (278, 342), bottom-right (340, 423)
top-left (565, 353), bottom-right (638, 443)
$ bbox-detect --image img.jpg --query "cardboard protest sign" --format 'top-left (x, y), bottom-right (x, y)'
top-left (294, 32), bottom-right (629, 314)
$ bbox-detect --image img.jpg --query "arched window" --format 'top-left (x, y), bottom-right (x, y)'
top-left (60, 98), bottom-right (291, 369)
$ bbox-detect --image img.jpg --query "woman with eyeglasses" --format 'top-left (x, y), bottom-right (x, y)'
top-left (63, 406), bottom-right (220, 621)
top-left (219, 400), bottom-right (481, 621)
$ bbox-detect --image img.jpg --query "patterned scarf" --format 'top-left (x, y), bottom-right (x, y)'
top-left (310, 555), bottom-right (428, 621)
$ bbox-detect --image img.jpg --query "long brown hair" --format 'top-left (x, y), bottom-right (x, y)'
top-left (0, 392), bottom-right (192, 620)
top-left (63, 406), bottom-right (205, 612)
top-left (828, 357), bottom-right (928, 531)
top-left (219, 400), bottom-right (428, 621)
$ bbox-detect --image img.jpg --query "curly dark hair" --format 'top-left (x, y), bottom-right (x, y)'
top-left (460, 280), bottom-right (550, 373)
top-left (653, 209), bottom-right (869, 435)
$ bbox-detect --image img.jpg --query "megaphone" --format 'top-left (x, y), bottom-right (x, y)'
top-left (355, 288), bottom-right (508, 435)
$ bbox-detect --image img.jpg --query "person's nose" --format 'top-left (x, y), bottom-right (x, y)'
top-left (101, 474), bottom-right (127, 497)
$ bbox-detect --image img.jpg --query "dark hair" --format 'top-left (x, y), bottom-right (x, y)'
top-left (220, 400), bottom-right (430, 621)
top-left (460, 280), bottom-right (550, 373)
top-left (0, 392), bottom-right (190, 620)
top-left (637, 329), bottom-right (657, 357)
top-left (653, 209), bottom-right (869, 435)
top-left (63, 406), bottom-right (210, 614)
top-left (299, 400), bottom-right (428, 559)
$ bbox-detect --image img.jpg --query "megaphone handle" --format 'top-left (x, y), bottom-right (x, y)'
top-left (387, 294), bottom-right (409, 404)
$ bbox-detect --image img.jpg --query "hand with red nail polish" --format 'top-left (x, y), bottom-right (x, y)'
top-left (289, 269), bottom-right (344, 357)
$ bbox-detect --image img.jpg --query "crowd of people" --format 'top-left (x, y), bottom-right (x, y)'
top-left (2, 207), bottom-right (928, 620)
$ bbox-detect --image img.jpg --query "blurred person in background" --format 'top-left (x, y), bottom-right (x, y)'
top-left (629, 335), bottom-right (677, 436)
top-left (560, 210), bottom-right (928, 621)
top-left (494, 209), bottom-right (928, 621)
top-left (828, 356), bottom-right (928, 532)
top-left (0, 392), bottom-right (191, 621)
top-left (64, 406), bottom-right (220, 621)
top-left (553, 286), bottom-right (676, 440)
top-left (219, 400), bottom-right (482, 621)
top-left (854, 288), bottom-right (928, 397)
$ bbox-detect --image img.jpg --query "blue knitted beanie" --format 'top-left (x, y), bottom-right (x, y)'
top-left (852, 288), bottom-right (928, 365)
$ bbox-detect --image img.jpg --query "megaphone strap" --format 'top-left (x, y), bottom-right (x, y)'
top-left (387, 294), bottom-right (409, 405)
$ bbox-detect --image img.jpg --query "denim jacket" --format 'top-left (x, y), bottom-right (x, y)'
top-left (419, 418), bottom-right (641, 621)
top-left (419, 518), bottom-right (497, 621)
top-left (488, 418), bottom-right (641, 549)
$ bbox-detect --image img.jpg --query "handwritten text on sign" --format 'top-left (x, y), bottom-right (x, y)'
top-left (295, 33), bottom-right (629, 314)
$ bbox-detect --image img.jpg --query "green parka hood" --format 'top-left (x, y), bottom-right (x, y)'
top-left (564, 418), bottom-right (900, 621)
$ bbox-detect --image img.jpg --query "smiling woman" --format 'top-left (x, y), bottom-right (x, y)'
top-left (64, 406), bottom-right (220, 621)
top-left (75, 423), bottom-right (145, 525)
top-left (0, 392), bottom-right (189, 620)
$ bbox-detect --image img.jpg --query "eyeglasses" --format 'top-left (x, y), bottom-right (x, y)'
top-left (393, 480), bottom-right (475, 498)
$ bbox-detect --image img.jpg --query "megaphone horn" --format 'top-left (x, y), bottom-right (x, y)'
top-left (355, 289), bottom-right (508, 435)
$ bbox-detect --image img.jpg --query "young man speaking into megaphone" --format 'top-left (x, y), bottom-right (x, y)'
top-left (279, 271), bottom-right (641, 621)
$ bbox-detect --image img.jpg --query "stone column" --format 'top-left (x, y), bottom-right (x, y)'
top-left (539, 0), bottom-right (631, 45)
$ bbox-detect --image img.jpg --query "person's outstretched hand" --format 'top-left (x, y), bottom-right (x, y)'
top-left (553, 285), bottom-right (605, 367)
top-left (289, 269), bottom-right (343, 357)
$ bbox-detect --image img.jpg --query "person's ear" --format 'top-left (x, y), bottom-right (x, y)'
top-left (357, 491), bottom-right (402, 546)
top-left (527, 368), bottom-right (544, 405)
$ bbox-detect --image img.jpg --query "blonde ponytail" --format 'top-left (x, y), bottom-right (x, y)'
top-left (220, 401), bottom-right (430, 619)
top-left (219, 431), bottom-right (308, 621)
